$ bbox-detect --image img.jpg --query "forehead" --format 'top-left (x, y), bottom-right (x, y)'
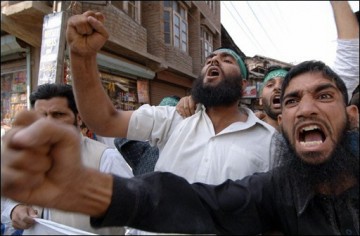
top-left (264, 77), bottom-right (284, 84)
top-left (284, 72), bottom-right (337, 95)
top-left (211, 50), bottom-right (236, 59)
top-left (34, 97), bottom-right (69, 110)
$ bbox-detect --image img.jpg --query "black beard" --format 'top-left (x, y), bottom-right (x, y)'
top-left (191, 73), bottom-right (243, 108)
top-left (262, 99), bottom-right (279, 120)
top-left (274, 130), bottom-right (359, 194)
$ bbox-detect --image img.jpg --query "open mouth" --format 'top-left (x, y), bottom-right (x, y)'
top-left (298, 125), bottom-right (326, 146)
top-left (272, 95), bottom-right (281, 106)
top-left (207, 68), bottom-right (220, 77)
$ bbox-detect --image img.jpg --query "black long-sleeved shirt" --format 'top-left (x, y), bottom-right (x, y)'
top-left (90, 170), bottom-right (359, 235)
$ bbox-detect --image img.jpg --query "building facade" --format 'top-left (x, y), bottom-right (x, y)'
top-left (1, 0), bottom-right (222, 132)
top-left (1, 1), bottom-right (291, 133)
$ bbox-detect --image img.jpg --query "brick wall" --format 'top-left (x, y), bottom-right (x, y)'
top-left (192, 1), bottom-right (221, 30)
top-left (141, 2), bottom-right (165, 58)
top-left (188, 6), bottom-right (201, 76)
top-left (81, 4), bottom-right (147, 54)
top-left (79, 1), bottom-right (221, 79)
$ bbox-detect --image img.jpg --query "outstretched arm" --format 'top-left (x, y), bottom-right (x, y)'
top-left (330, 1), bottom-right (359, 39)
top-left (66, 11), bottom-right (133, 137)
top-left (330, 1), bottom-right (359, 102)
top-left (1, 110), bottom-right (113, 217)
top-left (1, 111), bottom-right (275, 235)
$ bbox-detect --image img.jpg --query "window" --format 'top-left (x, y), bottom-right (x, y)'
top-left (111, 1), bottom-right (141, 23)
top-left (201, 27), bottom-right (213, 65)
top-left (163, 1), bottom-right (188, 52)
top-left (127, 1), bottom-right (139, 21)
top-left (205, 1), bottom-right (215, 13)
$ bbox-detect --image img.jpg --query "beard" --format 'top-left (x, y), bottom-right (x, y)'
top-left (274, 129), bottom-right (359, 194)
top-left (191, 73), bottom-right (243, 108)
top-left (262, 99), bottom-right (280, 120)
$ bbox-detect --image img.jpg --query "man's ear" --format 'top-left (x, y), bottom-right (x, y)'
top-left (277, 114), bottom-right (283, 126)
top-left (259, 97), bottom-right (263, 106)
top-left (346, 104), bottom-right (359, 130)
top-left (77, 114), bottom-right (83, 126)
top-left (347, 104), bottom-right (359, 116)
top-left (242, 79), bottom-right (248, 90)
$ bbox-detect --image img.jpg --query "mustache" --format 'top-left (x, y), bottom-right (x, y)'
top-left (293, 117), bottom-right (331, 132)
top-left (289, 117), bottom-right (334, 143)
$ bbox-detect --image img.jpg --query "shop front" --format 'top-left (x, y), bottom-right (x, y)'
top-left (96, 52), bottom-right (155, 109)
top-left (1, 35), bottom-right (31, 136)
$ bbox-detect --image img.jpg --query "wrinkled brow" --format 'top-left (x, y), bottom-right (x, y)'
top-left (205, 52), bottom-right (234, 61)
top-left (283, 83), bottom-right (338, 101)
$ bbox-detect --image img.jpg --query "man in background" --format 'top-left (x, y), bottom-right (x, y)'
top-left (257, 66), bottom-right (291, 131)
top-left (1, 83), bottom-right (133, 235)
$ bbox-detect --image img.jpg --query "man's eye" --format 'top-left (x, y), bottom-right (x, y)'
top-left (284, 99), bottom-right (297, 106)
top-left (319, 93), bottom-right (332, 100)
top-left (266, 83), bottom-right (274, 88)
top-left (53, 112), bottom-right (64, 117)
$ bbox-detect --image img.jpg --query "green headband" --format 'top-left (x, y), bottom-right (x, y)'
top-left (260, 69), bottom-right (288, 94)
top-left (215, 48), bottom-right (247, 80)
top-left (263, 69), bottom-right (288, 84)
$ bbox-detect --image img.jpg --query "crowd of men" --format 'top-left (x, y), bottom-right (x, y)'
top-left (1, 1), bottom-right (358, 235)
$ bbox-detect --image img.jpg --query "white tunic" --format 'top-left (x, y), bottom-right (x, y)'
top-left (128, 104), bottom-right (275, 185)
top-left (333, 38), bottom-right (359, 102)
top-left (126, 104), bottom-right (275, 235)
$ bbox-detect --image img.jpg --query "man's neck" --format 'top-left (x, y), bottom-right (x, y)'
top-left (206, 104), bottom-right (248, 134)
top-left (263, 115), bottom-right (280, 131)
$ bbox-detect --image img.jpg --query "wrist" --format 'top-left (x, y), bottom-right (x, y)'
top-left (57, 168), bottom-right (113, 217)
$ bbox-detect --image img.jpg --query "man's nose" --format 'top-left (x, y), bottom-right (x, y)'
top-left (274, 81), bottom-right (282, 91)
top-left (210, 56), bottom-right (219, 66)
top-left (296, 96), bottom-right (318, 118)
top-left (274, 85), bottom-right (281, 93)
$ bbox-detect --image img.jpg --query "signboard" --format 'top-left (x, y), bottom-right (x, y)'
top-left (137, 80), bottom-right (150, 103)
top-left (38, 11), bottom-right (67, 85)
top-left (81, 1), bottom-right (108, 5)
top-left (242, 85), bottom-right (257, 98)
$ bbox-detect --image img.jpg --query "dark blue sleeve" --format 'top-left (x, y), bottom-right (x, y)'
top-left (90, 171), bottom-right (276, 234)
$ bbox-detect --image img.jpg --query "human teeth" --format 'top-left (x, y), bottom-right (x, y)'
top-left (302, 125), bottom-right (320, 132)
top-left (300, 140), bottom-right (323, 146)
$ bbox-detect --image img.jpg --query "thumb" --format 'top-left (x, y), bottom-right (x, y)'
top-left (28, 207), bottom-right (39, 218)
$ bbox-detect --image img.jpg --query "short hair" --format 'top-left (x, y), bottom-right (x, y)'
top-left (280, 60), bottom-right (349, 105)
top-left (30, 83), bottom-right (78, 115)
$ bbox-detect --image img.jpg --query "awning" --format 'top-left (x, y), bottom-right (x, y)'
top-left (1, 35), bottom-right (27, 57)
top-left (96, 53), bottom-right (155, 80)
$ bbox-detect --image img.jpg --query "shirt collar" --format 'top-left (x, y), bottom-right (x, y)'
top-left (293, 178), bottom-right (359, 216)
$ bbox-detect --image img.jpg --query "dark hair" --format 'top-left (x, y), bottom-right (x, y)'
top-left (30, 83), bottom-right (78, 115)
top-left (280, 60), bottom-right (349, 105)
top-left (352, 85), bottom-right (359, 96)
